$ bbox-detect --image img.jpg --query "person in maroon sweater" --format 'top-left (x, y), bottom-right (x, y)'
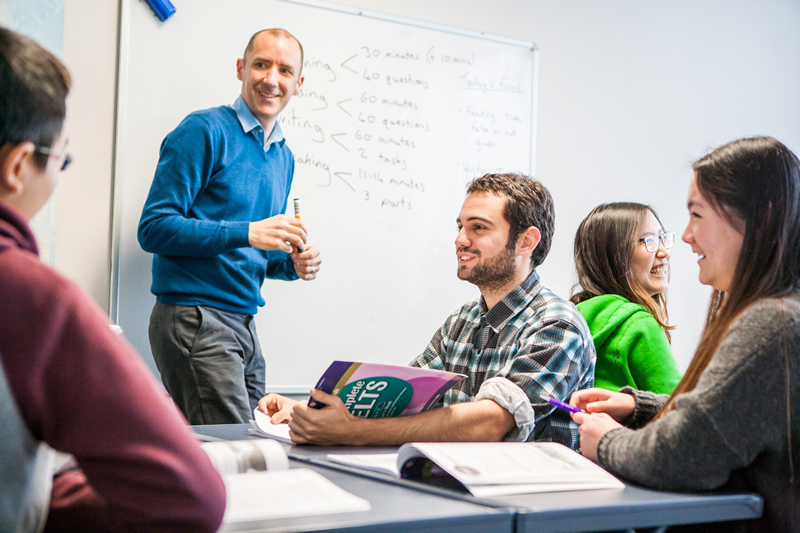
top-left (0, 27), bottom-right (226, 532)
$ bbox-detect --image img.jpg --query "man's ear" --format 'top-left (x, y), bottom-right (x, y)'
top-left (516, 226), bottom-right (541, 259)
top-left (0, 142), bottom-right (35, 196)
top-left (293, 75), bottom-right (305, 95)
top-left (236, 58), bottom-right (244, 81)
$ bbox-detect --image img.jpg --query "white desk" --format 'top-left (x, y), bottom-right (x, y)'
top-left (194, 424), bottom-right (763, 533)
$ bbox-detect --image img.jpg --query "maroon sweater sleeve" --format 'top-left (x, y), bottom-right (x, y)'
top-left (0, 247), bottom-right (226, 532)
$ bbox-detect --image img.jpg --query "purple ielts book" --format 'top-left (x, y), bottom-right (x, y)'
top-left (308, 361), bottom-right (466, 418)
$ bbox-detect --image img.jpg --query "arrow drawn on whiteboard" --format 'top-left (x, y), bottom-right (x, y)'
top-left (340, 54), bottom-right (358, 74)
top-left (335, 171), bottom-right (356, 192)
top-left (336, 99), bottom-right (352, 117)
top-left (331, 133), bottom-right (349, 152)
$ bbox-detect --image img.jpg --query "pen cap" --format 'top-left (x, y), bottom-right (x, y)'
top-left (293, 198), bottom-right (301, 218)
top-left (144, 0), bottom-right (176, 21)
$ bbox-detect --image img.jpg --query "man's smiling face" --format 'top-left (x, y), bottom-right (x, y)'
top-left (455, 191), bottom-right (518, 292)
top-left (236, 31), bottom-right (304, 131)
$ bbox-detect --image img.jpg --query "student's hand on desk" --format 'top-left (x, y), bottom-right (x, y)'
top-left (249, 215), bottom-right (307, 253)
top-left (288, 388), bottom-right (357, 445)
top-left (570, 411), bottom-right (622, 462)
top-left (291, 246), bottom-right (322, 280)
top-left (257, 393), bottom-right (297, 424)
top-left (570, 388), bottom-right (635, 422)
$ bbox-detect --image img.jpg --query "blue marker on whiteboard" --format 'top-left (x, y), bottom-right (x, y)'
top-left (145, 0), bottom-right (176, 22)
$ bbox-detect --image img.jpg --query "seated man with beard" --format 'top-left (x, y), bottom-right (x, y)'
top-left (259, 173), bottom-right (596, 448)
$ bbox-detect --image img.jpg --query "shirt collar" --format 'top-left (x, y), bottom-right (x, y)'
top-left (230, 96), bottom-right (285, 147)
top-left (480, 269), bottom-right (542, 332)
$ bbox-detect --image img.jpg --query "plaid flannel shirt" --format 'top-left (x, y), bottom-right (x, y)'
top-left (410, 270), bottom-right (596, 448)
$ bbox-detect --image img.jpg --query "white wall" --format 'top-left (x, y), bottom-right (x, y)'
top-left (60, 0), bottom-right (800, 370)
top-left (59, 0), bottom-right (118, 308)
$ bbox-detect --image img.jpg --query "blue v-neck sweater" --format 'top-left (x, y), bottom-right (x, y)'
top-left (138, 104), bottom-right (297, 315)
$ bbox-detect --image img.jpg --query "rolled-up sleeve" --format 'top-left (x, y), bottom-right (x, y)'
top-left (476, 376), bottom-right (536, 441)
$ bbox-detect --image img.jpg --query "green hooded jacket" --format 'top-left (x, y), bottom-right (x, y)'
top-left (576, 294), bottom-right (682, 394)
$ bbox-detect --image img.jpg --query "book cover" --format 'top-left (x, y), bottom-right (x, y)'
top-left (308, 360), bottom-right (466, 417)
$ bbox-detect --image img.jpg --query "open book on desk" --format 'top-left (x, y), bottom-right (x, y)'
top-left (200, 439), bottom-right (370, 523)
top-left (326, 442), bottom-right (624, 498)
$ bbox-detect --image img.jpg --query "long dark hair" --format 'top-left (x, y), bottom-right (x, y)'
top-left (657, 136), bottom-right (800, 417)
top-left (570, 202), bottom-right (672, 341)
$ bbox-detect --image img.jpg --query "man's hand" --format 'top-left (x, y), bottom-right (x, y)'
top-left (571, 411), bottom-right (622, 462)
top-left (570, 388), bottom-right (636, 422)
top-left (273, 392), bottom-right (515, 446)
top-left (257, 393), bottom-right (298, 424)
top-left (248, 215), bottom-right (306, 252)
top-left (288, 388), bottom-right (359, 445)
top-left (291, 246), bottom-right (322, 280)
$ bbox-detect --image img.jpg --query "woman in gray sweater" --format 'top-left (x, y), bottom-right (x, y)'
top-left (571, 136), bottom-right (800, 532)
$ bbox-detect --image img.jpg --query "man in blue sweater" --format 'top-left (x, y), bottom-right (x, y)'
top-left (138, 29), bottom-right (321, 425)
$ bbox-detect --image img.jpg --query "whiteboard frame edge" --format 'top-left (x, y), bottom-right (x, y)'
top-left (268, 386), bottom-right (314, 395)
top-left (279, 0), bottom-right (538, 50)
top-left (108, 0), bottom-right (131, 322)
top-left (530, 47), bottom-right (540, 177)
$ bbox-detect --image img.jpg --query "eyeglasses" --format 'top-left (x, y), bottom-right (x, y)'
top-left (638, 232), bottom-right (675, 253)
top-left (33, 145), bottom-right (72, 172)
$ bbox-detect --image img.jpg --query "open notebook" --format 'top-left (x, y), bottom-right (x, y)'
top-left (200, 439), bottom-right (370, 523)
top-left (326, 442), bottom-right (624, 498)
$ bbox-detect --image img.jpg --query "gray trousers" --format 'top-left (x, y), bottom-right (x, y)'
top-left (149, 302), bottom-right (266, 425)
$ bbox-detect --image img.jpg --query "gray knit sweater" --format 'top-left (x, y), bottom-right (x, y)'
top-left (599, 296), bottom-right (800, 532)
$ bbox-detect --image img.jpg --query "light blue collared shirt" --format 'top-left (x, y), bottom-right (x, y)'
top-left (230, 96), bottom-right (285, 152)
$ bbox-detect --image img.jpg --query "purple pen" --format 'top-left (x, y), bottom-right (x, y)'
top-left (548, 397), bottom-right (587, 414)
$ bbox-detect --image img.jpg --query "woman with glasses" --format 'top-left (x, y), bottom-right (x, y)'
top-left (570, 202), bottom-right (682, 394)
top-left (571, 137), bottom-right (800, 532)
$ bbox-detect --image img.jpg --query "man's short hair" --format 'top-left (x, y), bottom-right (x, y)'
top-left (0, 27), bottom-right (71, 170)
top-left (466, 173), bottom-right (555, 268)
top-left (242, 28), bottom-right (304, 75)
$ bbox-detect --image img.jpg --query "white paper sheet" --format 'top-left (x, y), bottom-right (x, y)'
top-left (222, 468), bottom-right (371, 523)
top-left (251, 409), bottom-right (293, 444)
top-left (326, 453), bottom-right (400, 477)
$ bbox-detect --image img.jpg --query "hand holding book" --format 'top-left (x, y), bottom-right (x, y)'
top-left (253, 361), bottom-right (467, 444)
top-left (306, 360), bottom-right (467, 417)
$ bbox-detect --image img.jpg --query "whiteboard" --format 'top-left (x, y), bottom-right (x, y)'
top-left (111, 0), bottom-right (537, 392)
